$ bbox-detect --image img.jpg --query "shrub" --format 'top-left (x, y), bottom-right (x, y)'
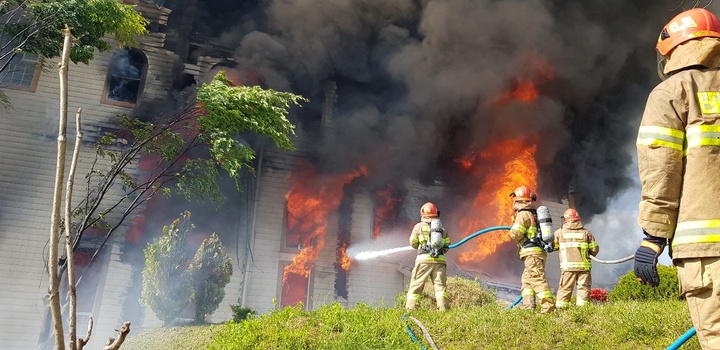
top-left (141, 211), bottom-right (194, 326)
top-left (190, 233), bottom-right (233, 322)
top-left (230, 305), bottom-right (257, 323)
top-left (396, 276), bottom-right (497, 309)
top-left (142, 211), bottom-right (234, 325)
top-left (608, 264), bottom-right (679, 301)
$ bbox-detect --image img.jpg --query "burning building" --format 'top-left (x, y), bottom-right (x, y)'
top-left (0, 0), bottom-right (699, 349)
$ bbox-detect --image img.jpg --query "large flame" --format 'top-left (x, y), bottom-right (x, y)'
top-left (456, 137), bottom-right (538, 263)
top-left (283, 161), bottom-right (367, 282)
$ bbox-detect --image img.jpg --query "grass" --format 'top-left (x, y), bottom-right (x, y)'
top-left (124, 277), bottom-right (700, 350)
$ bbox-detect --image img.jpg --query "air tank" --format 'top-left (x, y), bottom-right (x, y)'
top-left (536, 205), bottom-right (554, 243)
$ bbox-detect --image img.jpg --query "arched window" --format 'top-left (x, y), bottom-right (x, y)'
top-left (102, 48), bottom-right (147, 107)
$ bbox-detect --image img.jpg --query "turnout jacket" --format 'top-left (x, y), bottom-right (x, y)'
top-left (410, 217), bottom-right (450, 264)
top-left (509, 202), bottom-right (545, 258)
top-left (637, 37), bottom-right (720, 259)
top-left (552, 221), bottom-right (599, 271)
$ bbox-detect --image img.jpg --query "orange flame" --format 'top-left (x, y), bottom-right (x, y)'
top-left (373, 184), bottom-right (402, 239)
top-left (338, 243), bottom-right (351, 271)
top-left (495, 53), bottom-right (554, 105)
top-left (456, 137), bottom-right (538, 263)
top-left (283, 161), bottom-right (367, 282)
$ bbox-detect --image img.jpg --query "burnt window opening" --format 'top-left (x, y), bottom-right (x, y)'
top-left (279, 263), bottom-right (311, 310)
top-left (334, 193), bottom-right (354, 300)
top-left (283, 200), bottom-right (316, 251)
top-left (102, 48), bottom-right (148, 107)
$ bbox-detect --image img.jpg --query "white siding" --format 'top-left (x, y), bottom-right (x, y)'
top-left (0, 27), bottom-right (180, 349)
top-left (347, 192), bottom-right (404, 308)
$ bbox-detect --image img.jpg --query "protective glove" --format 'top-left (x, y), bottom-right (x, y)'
top-left (634, 233), bottom-right (667, 287)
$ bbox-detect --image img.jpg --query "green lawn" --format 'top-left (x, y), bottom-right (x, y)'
top-left (124, 299), bottom-right (698, 350)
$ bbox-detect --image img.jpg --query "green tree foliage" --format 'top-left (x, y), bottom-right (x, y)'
top-left (229, 305), bottom-right (257, 323)
top-left (0, 0), bottom-right (148, 67)
top-left (608, 265), bottom-right (680, 301)
top-left (66, 71), bottom-right (305, 281)
top-left (141, 211), bottom-right (194, 326)
top-left (0, 0), bottom-right (147, 109)
top-left (189, 233), bottom-right (233, 323)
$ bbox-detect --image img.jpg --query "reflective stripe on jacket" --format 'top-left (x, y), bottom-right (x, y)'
top-left (552, 221), bottom-right (599, 271)
top-left (509, 207), bottom-right (544, 258)
top-left (409, 219), bottom-right (450, 263)
top-left (637, 45), bottom-right (720, 258)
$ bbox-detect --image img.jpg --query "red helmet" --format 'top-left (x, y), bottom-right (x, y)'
top-left (563, 208), bottom-right (580, 222)
top-left (420, 202), bottom-right (439, 218)
top-left (509, 186), bottom-right (536, 202)
top-left (657, 8), bottom-right (720, 56)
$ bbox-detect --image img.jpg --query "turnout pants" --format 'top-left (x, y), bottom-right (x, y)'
top-left (405, 262), bottom-right (448, 311)
top-left (556, 270), bottom-right (592, 308)
top-left (520, 254), bottom-right (555, 313)
top-left (677, 257), bottom-right (720, 350)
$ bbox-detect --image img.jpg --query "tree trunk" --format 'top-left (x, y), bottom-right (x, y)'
top-left (65, 108), bottom-right (83, 350)
top-left (48, 25), bottom-right (73, 350)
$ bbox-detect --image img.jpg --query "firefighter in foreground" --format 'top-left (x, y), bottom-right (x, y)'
top-left (405, 202), bottom-right (451, 311)
top-left (553, 208), bottom-right (599, 309)
top-left (508, 186), bottom-right (555, 313)
top-left (634, 7), bottom-right (720, 349)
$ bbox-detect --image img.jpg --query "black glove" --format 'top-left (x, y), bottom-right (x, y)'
top-left (634, 233), bottom-right (667, 287)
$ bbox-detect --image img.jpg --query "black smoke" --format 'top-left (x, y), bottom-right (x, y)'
top-left (150, 0), bottom-right (715, 222)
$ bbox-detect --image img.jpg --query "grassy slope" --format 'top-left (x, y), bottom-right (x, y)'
top-left (124, 299), bottom-right (699, 350)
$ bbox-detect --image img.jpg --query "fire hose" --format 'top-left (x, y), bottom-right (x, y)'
top-left (402, 313), bottom-right (439, 350)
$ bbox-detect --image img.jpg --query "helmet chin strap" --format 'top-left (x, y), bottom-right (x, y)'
top-left (657, 53), bottom-right (670, 81)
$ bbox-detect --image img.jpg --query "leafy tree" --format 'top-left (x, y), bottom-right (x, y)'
top-left (65, 71), bottom-right (306, 278)
top-left (0, 0), bottom-right (148, 107)
top-left (140, 211), bottom-right (194, 326)
top-left (190, 233), bottom-right (233, 323)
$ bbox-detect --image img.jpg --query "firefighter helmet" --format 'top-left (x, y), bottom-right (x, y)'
top-left (509, 186), bottom-right (537, 202)
top-left (420, 202), bottom-right (439, 218)
top-left (563, 208), bottom-right (580, 222)
top-left (656, 8), bottom-right (720, 56)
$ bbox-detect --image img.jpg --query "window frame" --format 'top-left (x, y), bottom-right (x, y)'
top-left (0, 51), bottom-right (40, 92)
top-left (277, 260), bottom-right (313, 310)
top-left (101, 48), bottom-right (148, 108)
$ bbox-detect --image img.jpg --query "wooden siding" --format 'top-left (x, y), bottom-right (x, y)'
top-left (0, 29), bottom-right (180, 349)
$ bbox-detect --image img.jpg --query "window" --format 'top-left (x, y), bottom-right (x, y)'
top-left (279, 262), bottom-right (311, 309)
top-left (282, 200), bottom-right (315, 251)
top-left (0, 51), bottom-right (40, 91)
top-left (102, 48), bottom-right (147, 107)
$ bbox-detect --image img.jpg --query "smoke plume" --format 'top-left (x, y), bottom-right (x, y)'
top-left (151, 0), bottom-right (715, 281)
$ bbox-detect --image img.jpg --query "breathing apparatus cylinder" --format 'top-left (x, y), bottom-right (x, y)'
top-left (429, 218), bottom-right (444, 257)
top-left (536, 205), bottom-right (554, 243)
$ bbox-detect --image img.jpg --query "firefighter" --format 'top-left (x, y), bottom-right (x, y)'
top-left (553, 208), bottom-right (599, 309)
top-left (508, 186), bottom-right (555, 313)
top-left (635, 8), bottom-right (720, 349)
top-left (405, 202), bottom-right (451, 311)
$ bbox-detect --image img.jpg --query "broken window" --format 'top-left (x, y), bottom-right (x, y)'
top-left (0, 51), bottom-right (39, 91)
top-left (102, 48), bottom-right (147, 106)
